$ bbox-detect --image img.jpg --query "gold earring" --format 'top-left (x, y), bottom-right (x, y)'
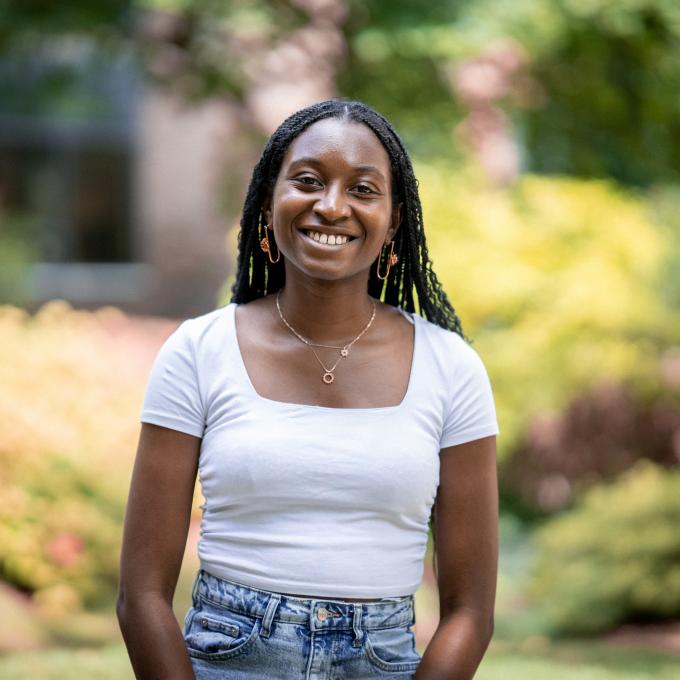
top-left (376, 240), bottom-right (398, 280)
top-left (259, 223), bottom-right (281, 263)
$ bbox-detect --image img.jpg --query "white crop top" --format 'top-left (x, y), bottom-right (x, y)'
top-left (140, 302), bottom-right (499, 598)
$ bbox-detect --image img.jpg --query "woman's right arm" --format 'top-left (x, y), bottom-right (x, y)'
top-left (117, 422), bottom-right (201, 680)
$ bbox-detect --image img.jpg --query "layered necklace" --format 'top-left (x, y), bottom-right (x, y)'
top-left (275, 290), bottom-right (376, 385)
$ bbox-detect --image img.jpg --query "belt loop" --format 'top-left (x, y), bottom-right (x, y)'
top-left (352, 604), bottom-right (364, 647)
top-left (190, 570), bottom-right (202, 606)
top-left (260, 592), bottom-right (281, 639)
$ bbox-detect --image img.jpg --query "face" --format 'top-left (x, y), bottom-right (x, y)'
top-left (264, 117), bottom-right (401, 283)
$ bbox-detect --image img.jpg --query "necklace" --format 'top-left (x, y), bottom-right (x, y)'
top-left (276, 290), bottom-right (376, 385)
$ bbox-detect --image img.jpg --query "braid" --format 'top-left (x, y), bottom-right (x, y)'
top-left (231, 98), bottom-right (467, 340)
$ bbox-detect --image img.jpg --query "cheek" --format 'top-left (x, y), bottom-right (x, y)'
top-left (362, 201), bottom-right (395, 233)
top-left (272, 187), bottom-right (309, 219)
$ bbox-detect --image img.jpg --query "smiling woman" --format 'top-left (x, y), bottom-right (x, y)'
top-left (117, 99), bottom-right (500, 680)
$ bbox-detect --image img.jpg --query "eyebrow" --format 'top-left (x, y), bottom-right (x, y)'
top-left (287, 157), bottom-right (387, 182)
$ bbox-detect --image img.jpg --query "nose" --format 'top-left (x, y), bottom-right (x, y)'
top-left (313, 183), bottom-right (350, 223)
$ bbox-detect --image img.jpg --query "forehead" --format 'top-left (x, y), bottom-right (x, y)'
top-left (281, 118), bottom-right (391, 175)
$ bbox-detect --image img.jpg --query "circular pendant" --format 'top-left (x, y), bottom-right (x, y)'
top-left (340, 348), bottom-right (348, 357)
top-left (322, 372), bottom-right (334, 384)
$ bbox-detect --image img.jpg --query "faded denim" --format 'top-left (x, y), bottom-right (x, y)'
top-left (183, 570), bottom-right (422, 679)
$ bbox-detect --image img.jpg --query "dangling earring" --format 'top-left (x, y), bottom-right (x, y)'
top-left (259, 223), bottom-right (281, 264)
top-left (376, 240), bottom-right (398, 280)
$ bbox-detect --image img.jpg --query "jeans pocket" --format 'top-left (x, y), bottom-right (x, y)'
top-left (364, 624), bottom-right (421, 673)
top-left (184, 599), bottom-right (261, 662)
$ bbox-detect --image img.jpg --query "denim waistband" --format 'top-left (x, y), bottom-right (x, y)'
top-left (192, 569), bottom-right (416, 635)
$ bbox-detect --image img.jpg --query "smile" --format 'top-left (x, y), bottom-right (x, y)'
top-left (302, 230), bottom-right (356, 246)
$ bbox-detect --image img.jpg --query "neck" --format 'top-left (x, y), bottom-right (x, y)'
top-left (276, 274), bottom-right (375, 344)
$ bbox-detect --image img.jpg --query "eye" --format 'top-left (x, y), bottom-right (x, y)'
top-left (293, 175), bottom-right (322, 188)
top-left (353, 183), bottom-right (376, 195)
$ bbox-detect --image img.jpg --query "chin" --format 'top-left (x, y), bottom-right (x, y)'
top-left (287, 259), bottom-right (366, 285)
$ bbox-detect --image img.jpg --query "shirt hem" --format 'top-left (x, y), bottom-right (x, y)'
top-left (199, 563), bottom-right (420, 599)
top-left (440, 423), bottom-right (499, 449)
top-left (140, 413), bottom-right (204, 438)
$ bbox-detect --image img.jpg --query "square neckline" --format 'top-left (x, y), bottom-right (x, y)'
top-left (229, 302), bottom-right (419, 412)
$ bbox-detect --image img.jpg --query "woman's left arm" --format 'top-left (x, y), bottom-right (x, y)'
top-left (414, 435), bottom-right (499, 680)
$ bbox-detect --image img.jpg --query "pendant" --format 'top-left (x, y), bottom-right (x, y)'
top-left (340, 348), bottom-right (348, 357)
top-left (322, 372), bottom-right (334, 384)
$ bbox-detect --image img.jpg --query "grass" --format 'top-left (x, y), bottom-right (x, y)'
top-left (478, 638), bottom-right (680, 679)
top-left (1, 638), bottom-right (678, 680)
top-left (0, 645), bottom-right (131, 680)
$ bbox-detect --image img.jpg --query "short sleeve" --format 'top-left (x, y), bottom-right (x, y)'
top-left (140, 320), bottom-right (206, 438)
top-left (440, 343), bottom-right (500, 449)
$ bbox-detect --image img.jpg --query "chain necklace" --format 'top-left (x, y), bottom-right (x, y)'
top-left (276, 290), bottom-right (376, 385)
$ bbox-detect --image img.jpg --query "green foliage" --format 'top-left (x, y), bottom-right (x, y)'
top-left (5, 0), bottom-right (680, 183)
top-left (524, 460), bottom-right (680, 635)
top-left (0, 1), bottom-right (131, 49)
top-left (652, 185), bottom-right (680, 312)
top-left (344, 1), bottom-right (680, 184)
top-left (520, 1), bottom-right (680, 185)
top-left (0, 214), bottom-right (40, 304)
top-left (418, 164), bottom-right (678, 451)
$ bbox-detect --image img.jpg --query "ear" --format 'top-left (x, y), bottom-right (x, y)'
top-left (386, 202), bottom-right (403, 242)
top-left (262, 194), bottom-right (273, 227)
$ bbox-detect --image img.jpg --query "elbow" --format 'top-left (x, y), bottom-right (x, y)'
top-left (116, 582), bottom-right (172, 626)
top-left (116, 579), bottom-right (138, 628)
top-left (484, 616), bottom-right (495, 646)
top-left (116, 589), bottom-right (128, 627)
top-left (441, 602), bottom-right (495, 646)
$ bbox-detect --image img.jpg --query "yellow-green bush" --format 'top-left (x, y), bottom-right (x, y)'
top-left (0, 301), bottom-right (180, 614)
top-left (524, 461), bottom-right (680, 635)
top-left (417, 165), bottom-right (679, 452)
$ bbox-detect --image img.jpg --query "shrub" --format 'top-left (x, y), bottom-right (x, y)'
top-left (500, 375), bottom-right (680, 513)
top-left (0, 301), bottom-right (181, 613)
top-left (524, 460), bottom-right (680, 635)
top-left (416, 166), bottom-right (680, 454)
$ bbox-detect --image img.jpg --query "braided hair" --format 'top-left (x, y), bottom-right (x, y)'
top-left (231, 98), bottom-right (466, 340)
top-left (231, 99), bottom-right (464, 581)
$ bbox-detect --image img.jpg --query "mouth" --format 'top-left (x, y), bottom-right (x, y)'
top-left (300, 229), bottom-right (358, 247)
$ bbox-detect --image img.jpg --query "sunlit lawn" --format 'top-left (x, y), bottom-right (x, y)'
top-left (1, 638), bottom-right (678, 680)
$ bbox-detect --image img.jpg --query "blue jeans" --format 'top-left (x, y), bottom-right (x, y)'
top-left (183, 569), bottom-right (422, 679)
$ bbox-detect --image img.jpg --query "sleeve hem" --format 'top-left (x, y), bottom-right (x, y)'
top-left (440, 424), bottom-right (499, 449)
top-left (140, 413), bottom-right (204, 438)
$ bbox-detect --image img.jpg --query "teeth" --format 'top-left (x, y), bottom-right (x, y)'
top-left (304, 230), bottom-right (351, 245)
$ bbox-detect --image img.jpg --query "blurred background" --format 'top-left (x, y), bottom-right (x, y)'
top-left (1, 1), bottom-right (680, 678)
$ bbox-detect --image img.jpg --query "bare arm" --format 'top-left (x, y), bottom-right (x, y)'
top-left (117, 423), bottom-right (201, 680)
top-left (414, 435), bottom-right (499, 680)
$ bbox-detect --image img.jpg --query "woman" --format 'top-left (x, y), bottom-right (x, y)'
top-left (117, 99), bottom-right (500, 680)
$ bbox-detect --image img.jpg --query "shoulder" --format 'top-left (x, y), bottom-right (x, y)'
top-left (418, 317), bottom-right (500, 445)
top-left (154, 304), bottom-right (234, 370)
top-left (414, 313), bottom-right (485, 376)
top-left (173, 303), bottom-right (234, 345)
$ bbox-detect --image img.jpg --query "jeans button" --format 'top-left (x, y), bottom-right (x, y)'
top-left (317, 607), bottom-right (328, 622)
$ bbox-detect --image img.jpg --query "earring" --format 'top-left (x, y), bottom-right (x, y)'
top-left (376, 240), bottom-right (398, 280)
top-left (259, 223), bottom-right (281, 264)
